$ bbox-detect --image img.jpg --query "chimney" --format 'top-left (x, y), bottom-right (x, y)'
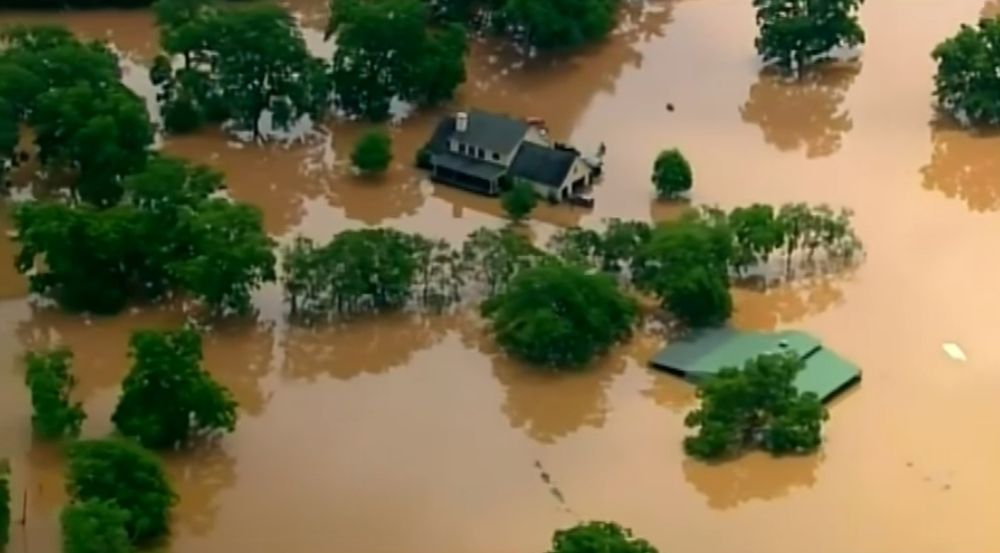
top-left (456, 112), bottom-right (468, 132)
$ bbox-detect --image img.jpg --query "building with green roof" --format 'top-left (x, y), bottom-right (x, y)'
top-left (649, 328), bottom-right (860, 402)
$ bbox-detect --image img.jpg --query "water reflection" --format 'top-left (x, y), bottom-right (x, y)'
top-left (166, 445), bottom-right (238, 537)
top-left (15, 305), bottom-right (187, 401)
top-left (730, 278), bottom-right (847, 331)
top-left (202, 319), bottom-right (277, 416)
top-left (460, 321), bottom-right (640, 444)
top-left (920, 126), bottom-right (1000, 212)
top-left (682, 452), bottom-right (821, 510)
top-left (740, 63), bottom-right (861, 158)
top-left (0, 10), bottom-right (158, 62)
top-left (282, 313), bottom-right (450, 381)
top-left (0, 206), bottom-right (28, 301)
top-left (982, 1), bottom-right (1000, 19)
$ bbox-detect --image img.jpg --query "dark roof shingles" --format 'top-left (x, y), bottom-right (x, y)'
top-left (509, 142), bottom-right (578, 187)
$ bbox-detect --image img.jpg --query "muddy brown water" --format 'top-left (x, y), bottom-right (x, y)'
top-left (2, 1), bottom-right (1000, 552)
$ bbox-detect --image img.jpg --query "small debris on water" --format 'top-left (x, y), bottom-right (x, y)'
top-left (665, 102), bottom-right (675, 112)
top-left (942, 343), bottom-right (966, 362)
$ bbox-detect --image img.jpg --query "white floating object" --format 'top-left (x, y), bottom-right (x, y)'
top-left (942, 343), bottom-right (967, 362)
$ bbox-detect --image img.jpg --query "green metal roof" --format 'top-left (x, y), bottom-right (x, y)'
top-left (650, 328), bottom-right (860, 402)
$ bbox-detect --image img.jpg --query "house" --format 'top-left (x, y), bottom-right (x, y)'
top-left (418, 110), bottom-right (601, 202)
top-left (649, 328), bottom-right (861, 403)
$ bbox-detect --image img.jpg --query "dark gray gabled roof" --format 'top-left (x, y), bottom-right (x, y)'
top-left (509, 142), bottom-right (579, 188)
top-left (426, 110), bottom-right (530, 156)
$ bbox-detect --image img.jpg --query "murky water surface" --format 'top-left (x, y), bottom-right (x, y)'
top-left (2, 1), bottom-right (1000, 552)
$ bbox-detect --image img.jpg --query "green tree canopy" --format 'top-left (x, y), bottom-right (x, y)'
top-left (684, 352), bottom-right (828, 460)
top-left (154, 1), bottom-right (331, 138)
top-left (752, 0), bottom-right (865, 76)
top-left (30, 83), bottom-right (153, 207)
top-left (932, 17), bottom-right (1000, 125)
top-left (0, 26), bottom-right (152, 207)
top-left (61, 501), bottom-right (133, 553)
top-left (282, 229), bottom-right (423, 317)
top-left (549, 521), bottom-right (658, 553)
top-left (482, 262), bottom-right (638, 368)
top-left (24, 348), bottom-right (85, 440)
top-left (13, 157), bottom-right (275, 315)
top-left (66, 440), bottom-right (176, 543)
top-left (331, 0), bottom-right (467, 120)
top-left (500, 0), bottom-right (619, 50)
top-left (113, 329), bottom-right (237, 449)
top-left (651, 148), bottom-right (693, 199)
top-left (634, 216), bottom-right (734, 327)
top-left (351, 129), bottom-right (393, 174)
top-left (501, 180), bottom-right (538, 222)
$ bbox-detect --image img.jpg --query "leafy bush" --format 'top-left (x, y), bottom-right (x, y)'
top-left (24, 349), bottom-right (85, 440)
top-left (482, 262), bottom-right (638, 368)
top-left (351, 130), bottom-right (393, 174)
top-left (66, 440), bottom-right (176, 543)
top-left (652, 149), bottom-right (692, 198)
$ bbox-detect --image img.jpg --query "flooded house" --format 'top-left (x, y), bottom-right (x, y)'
top-left (418, 109), bottom-right (602, 203)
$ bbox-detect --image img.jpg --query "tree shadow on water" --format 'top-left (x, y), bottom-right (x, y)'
top-left (281, 313), bottom-right (451, 381)
top-left (982, 1), bottom-right (1000, 19)
top-left (682, 451), bottom-right (822, 510)
top-left (740, 62), bottom-right (861, 159)
top-left (730, 276), bottom-right (848, 331)
top-left (459, 322), bottom-right (632, 444)
top-left (164, 444), bottom-right (237, 537)
top-left (920, 123), bottom-right (1000, 212)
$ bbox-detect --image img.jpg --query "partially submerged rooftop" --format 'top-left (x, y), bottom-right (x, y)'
top-left (649, 328), bottom-right (860, 402)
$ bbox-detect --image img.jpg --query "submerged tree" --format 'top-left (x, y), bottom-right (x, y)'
top-left (752, 0), bottom-right (865, 76)
top-left (501, 179), bottom-right (538, 222)
top-left (634, 215), bottom-right (734, 327)
top-left (461, 226), bottom-right (546, 297)
top-left (684, 352), bottom-right (828, 460)
top-left (113, 329), bottom-right (237, 449)
top-left (0, 25), bottom-right (153, 206)
top-left (24, 348), bottom-right (85, 440)
top-left (482, 262), bottom-right (638, 368)
top-left (500, 0), bottom-right (619, 50)
top-left (13, 157), bottom-right (276, 315)
top-left (282, 228), bottom-right (424, 318)
top-left (549, 521), bottom-right (659, 553)
top-left (331, 0), bottom-right (467, 120)
top-left (651, 148), bottom-right (693, 199)
top-left (932, 17), bottom-right (1000, 125)
top-left (66, 440), bottom-right (176, 543)
top-left (352, 129), bottom-right (393, 174)
top-left (61, 500), bottom-right (132, 553)
top-left (153, 2), bottom-right (331, 138)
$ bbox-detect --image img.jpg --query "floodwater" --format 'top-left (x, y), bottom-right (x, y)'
top-left (2, 1), bottom-right (1000, 552)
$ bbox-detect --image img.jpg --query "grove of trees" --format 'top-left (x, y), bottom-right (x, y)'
top-left (24, 349), bottom-right (85, 440)
top-left (66, 440), bottom-right (176, 544)
top-left (482, 263), bottom-right (638, 368)
top-left (330, 0), bottom-right (468, 120)
top-left (14, 156), bottom-right (275, 315)
top-left (113, 329), bottom-right (238, 449)
top-left (684, 352), bottom-right (828, 460)
top-left (752, 0), bottom-right (866, 76)
top-left (152, 0), bottom-right (331, 138)
top-left (0, 26), bottom-right (153, 207)
top-left (932, 17), bottom-right (1000, 125)
top-left (499, 0), bottom-right (619, 50)
top-left (549, 521), bottom-right (658, 553)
